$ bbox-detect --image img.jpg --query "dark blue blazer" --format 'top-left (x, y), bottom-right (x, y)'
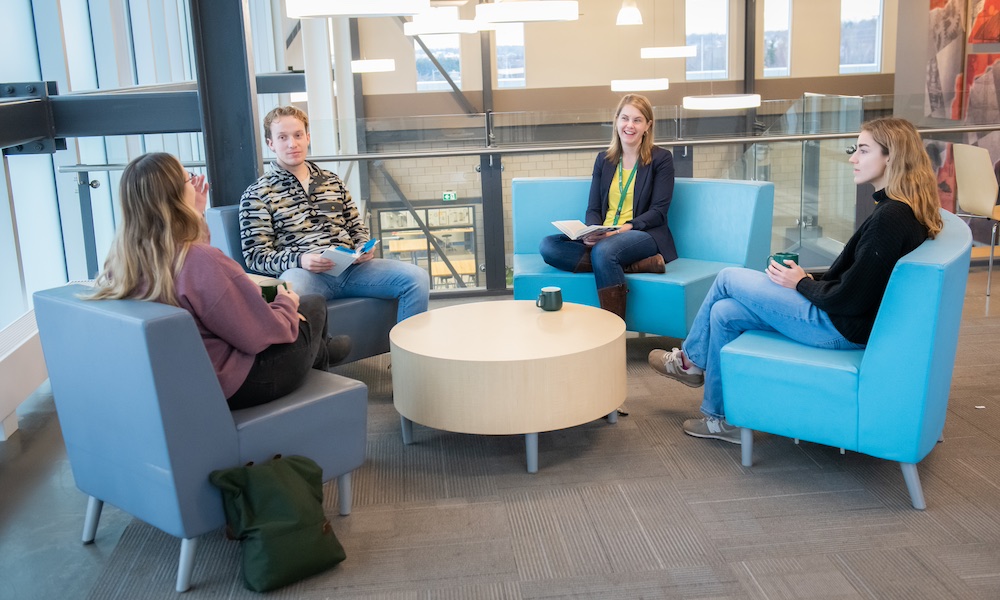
top-left (584, 146), bottom-right (677, 262)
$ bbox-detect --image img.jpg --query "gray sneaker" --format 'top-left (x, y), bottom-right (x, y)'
top-left (683, 416), bottom-right (741, 444)
top-left (648, 348), bottom-right (704, 387)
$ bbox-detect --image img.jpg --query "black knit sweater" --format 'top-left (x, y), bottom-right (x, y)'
top-left (795, 189), bottom-right (929, 344)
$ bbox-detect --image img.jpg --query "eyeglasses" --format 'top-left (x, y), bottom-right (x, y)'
top-left (845, 144), bottom-right (858, 155)
top-left (185, 172), bottom-right (196, 183)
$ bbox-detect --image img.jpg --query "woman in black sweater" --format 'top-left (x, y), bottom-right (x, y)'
top-left (647, 117), bottom-right (943, 443)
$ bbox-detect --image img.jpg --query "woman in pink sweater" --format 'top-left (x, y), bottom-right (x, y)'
top-left (88, 152), bottom-right (349, 409)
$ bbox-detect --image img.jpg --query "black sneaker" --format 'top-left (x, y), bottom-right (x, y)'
top-left (325, 335), bottom-right (352, 367)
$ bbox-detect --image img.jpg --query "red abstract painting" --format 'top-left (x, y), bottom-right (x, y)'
top-left (969, 0), bottom-right (1000, 44)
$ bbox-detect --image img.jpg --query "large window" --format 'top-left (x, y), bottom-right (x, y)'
top-left (685, 0), bottom-right (728, 80)
top-left (413, 6), bottom-right (462, 92)
top-left (763, 0), bottom-right (791, 77)
top-left (840, 0), bottom-right (883, 74)
top-left (495, 23), bottom-right (525, 89)
top-left (415, 33), bottom-right (462, 91)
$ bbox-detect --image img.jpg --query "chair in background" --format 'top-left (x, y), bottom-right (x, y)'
top-left (954, 142), bottom-right (1000, 296)
top-left (33, 284), bottom-right (368, 592)
top-left (720, 209), bottom-right (971, 510)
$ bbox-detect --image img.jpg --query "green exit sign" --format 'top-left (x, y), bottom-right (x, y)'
top-left (442, 190), bottom-right (458, 202)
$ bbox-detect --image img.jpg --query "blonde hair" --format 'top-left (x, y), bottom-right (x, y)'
top-left (263, 105), bottom-right (309, 141)
top-left (604, 94), bottom-right (655, 166)
top-left (861, 117), bottom-right (943, 238)
top-left (88, 153), bottom-right (204, 306)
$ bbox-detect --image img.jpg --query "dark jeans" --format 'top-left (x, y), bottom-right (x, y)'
top-left (539, 230), bottom-right (658, 288)
top-left (226, 294), bottom-right (329, 410)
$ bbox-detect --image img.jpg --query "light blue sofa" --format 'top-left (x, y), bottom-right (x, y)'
top-left (33, 284), bottom-right (368, 591)
top-left (206, 205), bottom-right (396, 363)
top-left (720, 209), bottom-right (972, 510)
top-left (512, 177), bottom-right (775, 337)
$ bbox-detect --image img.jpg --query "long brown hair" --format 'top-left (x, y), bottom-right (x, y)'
top-left (88, 153), bottom-right (204, 305)
top-left (861, 117), bottom-right (943, 238)
top-left (604, 94), bottom-right (655, 166)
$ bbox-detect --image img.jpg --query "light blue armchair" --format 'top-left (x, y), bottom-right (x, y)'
top-left (512, 177), bottom-right (774, 337)
top-left (33, 284), bottom-right (368, 591)
top-left (720, 209), bottom-right (972, 510)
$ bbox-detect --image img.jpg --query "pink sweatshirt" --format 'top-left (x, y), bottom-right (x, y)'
top-left (173, 244), bottom-right (300, 397)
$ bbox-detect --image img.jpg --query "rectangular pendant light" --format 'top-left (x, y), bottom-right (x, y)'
top-left (351, 59), bottom-right (396, 73)
top-left (475, 1), bottom-right (578, 23)
top-left (682, 94), bottom-right (761, 110)
top-left (641, 46), bottom-right (697, 59)
top-left (610, 78), bottom-right (669, 92)
top-left (287, 0), bottom-right (431, 18)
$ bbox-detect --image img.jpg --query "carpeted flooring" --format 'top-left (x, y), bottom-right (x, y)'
top-left (87, 278), bottom-right (1000, 599)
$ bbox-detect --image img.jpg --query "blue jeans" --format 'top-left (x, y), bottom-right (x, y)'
top-left (539, 231), bottom-right (658, 289)
top-left (681, 267), bottom-right (864, 419)
top-left (280, 258), bottom-right (430, 322)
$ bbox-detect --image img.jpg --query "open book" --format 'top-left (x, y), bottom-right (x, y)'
top-left (320, 239), bottom-right (379, 277)
top-left (552, 220), bottom-right (619, 240)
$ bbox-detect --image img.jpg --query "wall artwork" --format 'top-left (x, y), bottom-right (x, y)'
top-left (969, 0), bottom-right (1000, 43)
top-left (963, 52), bottom-right (1000, 123)
top-left (927, 140), bottom-right (957, 213)
top-left (927, 0), bottom-right (967, 119)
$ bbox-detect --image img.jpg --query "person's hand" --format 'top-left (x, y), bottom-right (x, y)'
top-left (766, 259), bottom-right (807, 289)
top-left (300, 253), bottom-right (333, 273)
top-left (274, 283), bottom-right (300, 307)
top-left (190, 174), bottom-right (209, 214)
top-left (353, 251), bottom-right (374, 264)
top-left (582, 223), bottom-right (632, 246)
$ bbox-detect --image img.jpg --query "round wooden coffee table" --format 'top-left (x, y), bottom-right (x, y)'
top-left (389, 300), bottom-right (626, 472)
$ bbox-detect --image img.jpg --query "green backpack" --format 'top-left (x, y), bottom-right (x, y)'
top-left (209, 455), bottom-right (346, 592)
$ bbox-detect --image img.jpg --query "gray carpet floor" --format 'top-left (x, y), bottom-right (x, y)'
top-left (87, 283), bottom-right (1000, 599)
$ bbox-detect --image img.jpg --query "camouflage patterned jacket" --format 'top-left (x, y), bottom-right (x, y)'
top-left (239, 161), bottom-right (369, 276)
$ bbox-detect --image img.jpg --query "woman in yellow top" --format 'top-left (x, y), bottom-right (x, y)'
top-left (538, 94), bottom-right (676, 318)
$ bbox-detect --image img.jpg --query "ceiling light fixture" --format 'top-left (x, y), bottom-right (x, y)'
top-left (682, 94), bottom-right (761, 110)
top-left (616, 0), bottom-right (642, 26)
top-left (610, 78), bottom-right (669, 92)
top-left (351, 59), bottom-right (396, 73)
top-left (475, 1), bottom-right (578, 24)
top-left (287, 0), bottom-right (431, 18)
top-left (404, 6), bottom-right (479, 35)
top-left (641, 46), bottom-right (697, 59)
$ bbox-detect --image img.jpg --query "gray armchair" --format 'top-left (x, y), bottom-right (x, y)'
top-left (206, 204), bottom-right (396, 362)
top-left (33, 284), bottom-right (368, 592)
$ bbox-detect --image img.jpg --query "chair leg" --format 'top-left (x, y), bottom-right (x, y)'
top-left (988, 221), bottom-right (997, 297)
top-left (337, 472), bottom-right (352, 516)
top-left (82, 497), bottom-right (103, 543)
top-left (900, 463), bottom-right (927, 510)
top-left (740, 429), bottom-right (753, 467)
top-left (176, 537), bottom-right (198, 592)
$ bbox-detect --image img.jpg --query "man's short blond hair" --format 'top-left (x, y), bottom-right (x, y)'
top-left (263, 106), bottom-right (309, 141)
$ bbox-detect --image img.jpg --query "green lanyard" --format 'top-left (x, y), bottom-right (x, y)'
top-left (614, 158), bottom-right (638, 226)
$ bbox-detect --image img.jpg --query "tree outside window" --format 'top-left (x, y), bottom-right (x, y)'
top-left (415, 33), bottom-right (461, 92)
top-left (840, 0), bottom-right (883, 74)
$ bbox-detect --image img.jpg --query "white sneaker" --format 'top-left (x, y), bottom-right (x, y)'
top-left (683, 416), bottom-right (741, 444)
top-left (648, 348), bottom-right (704, 387)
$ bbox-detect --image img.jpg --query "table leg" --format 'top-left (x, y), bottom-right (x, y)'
top-left (400, 415), bottom-right (413, 445)
top-left (607, 410), bottom-right (618, 424)
top-left (525, 432), bottom-right (538, 473)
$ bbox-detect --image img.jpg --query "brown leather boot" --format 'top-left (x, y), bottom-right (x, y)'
top-left (597, 284), bottom-right (627, 320)
top-left (624, 254), bottom-right (665, 274)
top-left (573, 251), bottom-right (593, 273)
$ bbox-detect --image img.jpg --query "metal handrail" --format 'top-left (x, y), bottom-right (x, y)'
top-left (56, 123), bottom-right (1000, 173)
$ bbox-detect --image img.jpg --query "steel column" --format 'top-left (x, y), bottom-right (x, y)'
top-left (189, 0), bottom-right (262, 207)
